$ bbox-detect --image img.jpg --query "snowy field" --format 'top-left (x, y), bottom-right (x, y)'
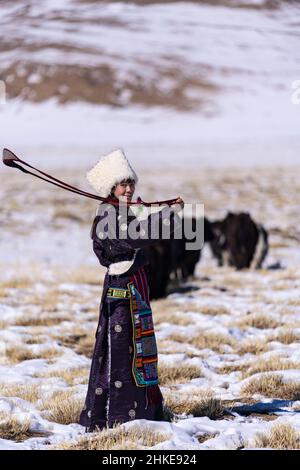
top-left (1, 164), bottom-right (300, 450)
top-left (0, 0), bottom-right (299, 450)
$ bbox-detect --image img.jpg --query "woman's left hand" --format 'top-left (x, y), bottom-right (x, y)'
top-left (173, 197), bottom-right (184, 210)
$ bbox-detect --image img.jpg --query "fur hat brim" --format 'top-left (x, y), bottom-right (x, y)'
top-left (86, 149), bottom-right (138, 198)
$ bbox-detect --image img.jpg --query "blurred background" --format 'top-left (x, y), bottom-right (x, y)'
top-left (0, 0), bottom-right (299, 272)
top-left (0, 0), bottom-right (299, 168)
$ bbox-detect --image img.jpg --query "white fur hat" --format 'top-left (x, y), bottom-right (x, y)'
top-left (86, 149), bottom-right (138, 198)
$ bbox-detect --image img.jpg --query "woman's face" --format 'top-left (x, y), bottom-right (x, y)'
top-left (113, 180), bottom-right (135, 202)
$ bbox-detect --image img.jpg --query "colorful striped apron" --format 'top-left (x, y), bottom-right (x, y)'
top-left (107, 267), bottom-right (159, 388)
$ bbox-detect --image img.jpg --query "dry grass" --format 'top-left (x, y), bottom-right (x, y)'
top-left (15, 313), bottom-right (72, 327)
top-left (216, 362), bottom-right (250, 375)
top-left (271, 281), bottom-right (297, 290)
top-left (287, 299), bottom-right (300, 307)
top-left (152, 300), bottom-right (229, 320)
top-left (50, 322), bottom-right (90, 339)
top-left (0, 319), bottom-right (8, 329)
top-left (39, 390), bottom-right (84, 425)
top-left (241, 356), bottom-right (300, 379)
top-left (195, 305), bottom-right (230, 316)
top-left (0, 277), bottom-right (32, 289)
top-left (0, 383), bottom-right (41, 402)
top-left (21, 285), bottom-right (90, 311)
top-left (185, 351), bottom-right (208, 359)
top-left (167, 315), bottom-right (193, 326)
top-left (22, 290), bottom-right (61, 310)
top-left (24, 335), bottom-right (47, 344)
top-left (67, 266), bottom-right (104, 286)
top-left (52, 208), bottom-right (85, 223)
top-left (236, 338), bottom-right (269, 355)
top-left (268, 329), bottom-right (300, 345)
top-left (278, 305), bottom-right (300, 316)
top-left (216, 274), bottom-right (245, 289)
top-left (53, 424), bottom-right (170, 450)
top-left (154, 312), bottom-right (178, 325)
top-left (36, 367), bottom-right (89, 386)
top-left (158, 363), bottom-right (202, 385)
top-left (157, 340), bottom-right (188, 354)
top-left (0, 412), bottom-right (32, 441)
top-left (241, 374), bottom-right (300, 400)
top-left (0, 289), bottom-right (9, 299)
top-left (167, 331), bottom-right (236, 353)
top-left (1, 166), bottom-right (300, 446)
top-left (5, 345), bottom-right (62, 364)
top-left (57, 332), bottom-right (95, 358)
top-left (236, 314), bottom-right (281, 330)
top-left (197, 432), bottom-right (219, 443)
top-left (28, 326), bottom-right (53, 337)
top-left (254, 422), bottom-right (300, 449)
top-left (154, 314), bottom-right (193, 327)
top-left (164, 390), bottom-right (224, 419)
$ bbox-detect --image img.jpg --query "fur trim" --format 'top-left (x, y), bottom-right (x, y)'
top-left (108, 259), bottom-right (135, 276)
top-left (108, 250), bottom-right (138, 275)
top-left (86, 149), bottom-right (138, 198)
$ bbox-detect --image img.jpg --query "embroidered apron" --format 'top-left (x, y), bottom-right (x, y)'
top-left (106, 282), bottom-right (159, 387)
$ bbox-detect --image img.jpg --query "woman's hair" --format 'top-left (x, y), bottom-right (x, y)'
top-left (97, 178), bottom-right (136, 209)
top-left (109, 178), bottom-right (136, 198)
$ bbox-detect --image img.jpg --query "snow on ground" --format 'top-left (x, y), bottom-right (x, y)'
top-left (0, 0), bottom-right (299, 451)
top-left (0, 163), bottom-right (300, 450)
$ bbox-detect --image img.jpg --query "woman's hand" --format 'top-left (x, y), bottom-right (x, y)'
top-left (172, 197), bottom-right (184, 210)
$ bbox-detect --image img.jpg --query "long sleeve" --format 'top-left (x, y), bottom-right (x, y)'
top-left (93, 204), bottom-right (182, 249)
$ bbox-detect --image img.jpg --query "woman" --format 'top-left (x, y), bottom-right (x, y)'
top-left (79, 149), bottom-right (184, 432)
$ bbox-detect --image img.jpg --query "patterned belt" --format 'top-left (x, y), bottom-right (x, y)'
top-left (107, 287), bottom-right (130, 299)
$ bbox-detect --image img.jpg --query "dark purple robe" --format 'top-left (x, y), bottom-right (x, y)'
top-left (78, 203), bottom-right (181, 432)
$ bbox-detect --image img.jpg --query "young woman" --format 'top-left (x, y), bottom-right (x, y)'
top-left (79, 149), bottom-right (184, 432)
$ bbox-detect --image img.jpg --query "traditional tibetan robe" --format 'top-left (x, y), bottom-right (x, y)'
top-left (78, 202), bottom-right (182, 432)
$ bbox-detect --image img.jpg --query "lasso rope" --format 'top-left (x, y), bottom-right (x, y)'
top-left (2, 148), bottom-right (179, 207)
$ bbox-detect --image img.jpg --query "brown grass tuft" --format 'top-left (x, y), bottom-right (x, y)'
top-left (254, 422), bottom-right (300, 449)
top-left (268, 329), bottom-right (300, 345)
top-left (236, 338), bottom-right (269, 355)
top-left (5, 345), bottom-right (62, 364)
top-left (167, 331), bottom-right (235, 353)
top-left (39, 390), bottom-right (84, 425)
top-left (0, 383), bottom-right (41, 402)
top-left (216, 362), bottom-right (250, 375)
top-left (241, 374), bottom-right (300, 400)
top-left (158, 363), bottom-right (202, 385)
top-left (236, 314), bottom-right (281, 330)
top-left (0, 412), bottom-right (32, 441)
top-left (164, 390), bottom-right (224, 419)
top-left (61, 333), bottom-right (95, 358)
top-left (53, 424), bottom-right (169, 450)
top-left (15, 313), bottom-right (72, 327)
top-left (0, 278), bottom-right (32, 289)
top-left (36, 367), bottom-right (89, 386)
top-left (52, 208), bottom-right (84, 223)
top-left (67, 266), bottom-right (104, 286)
top-left (241, 356), bottom-right (300, 379)
top-left (24, 336), bottom-right (46, 344)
